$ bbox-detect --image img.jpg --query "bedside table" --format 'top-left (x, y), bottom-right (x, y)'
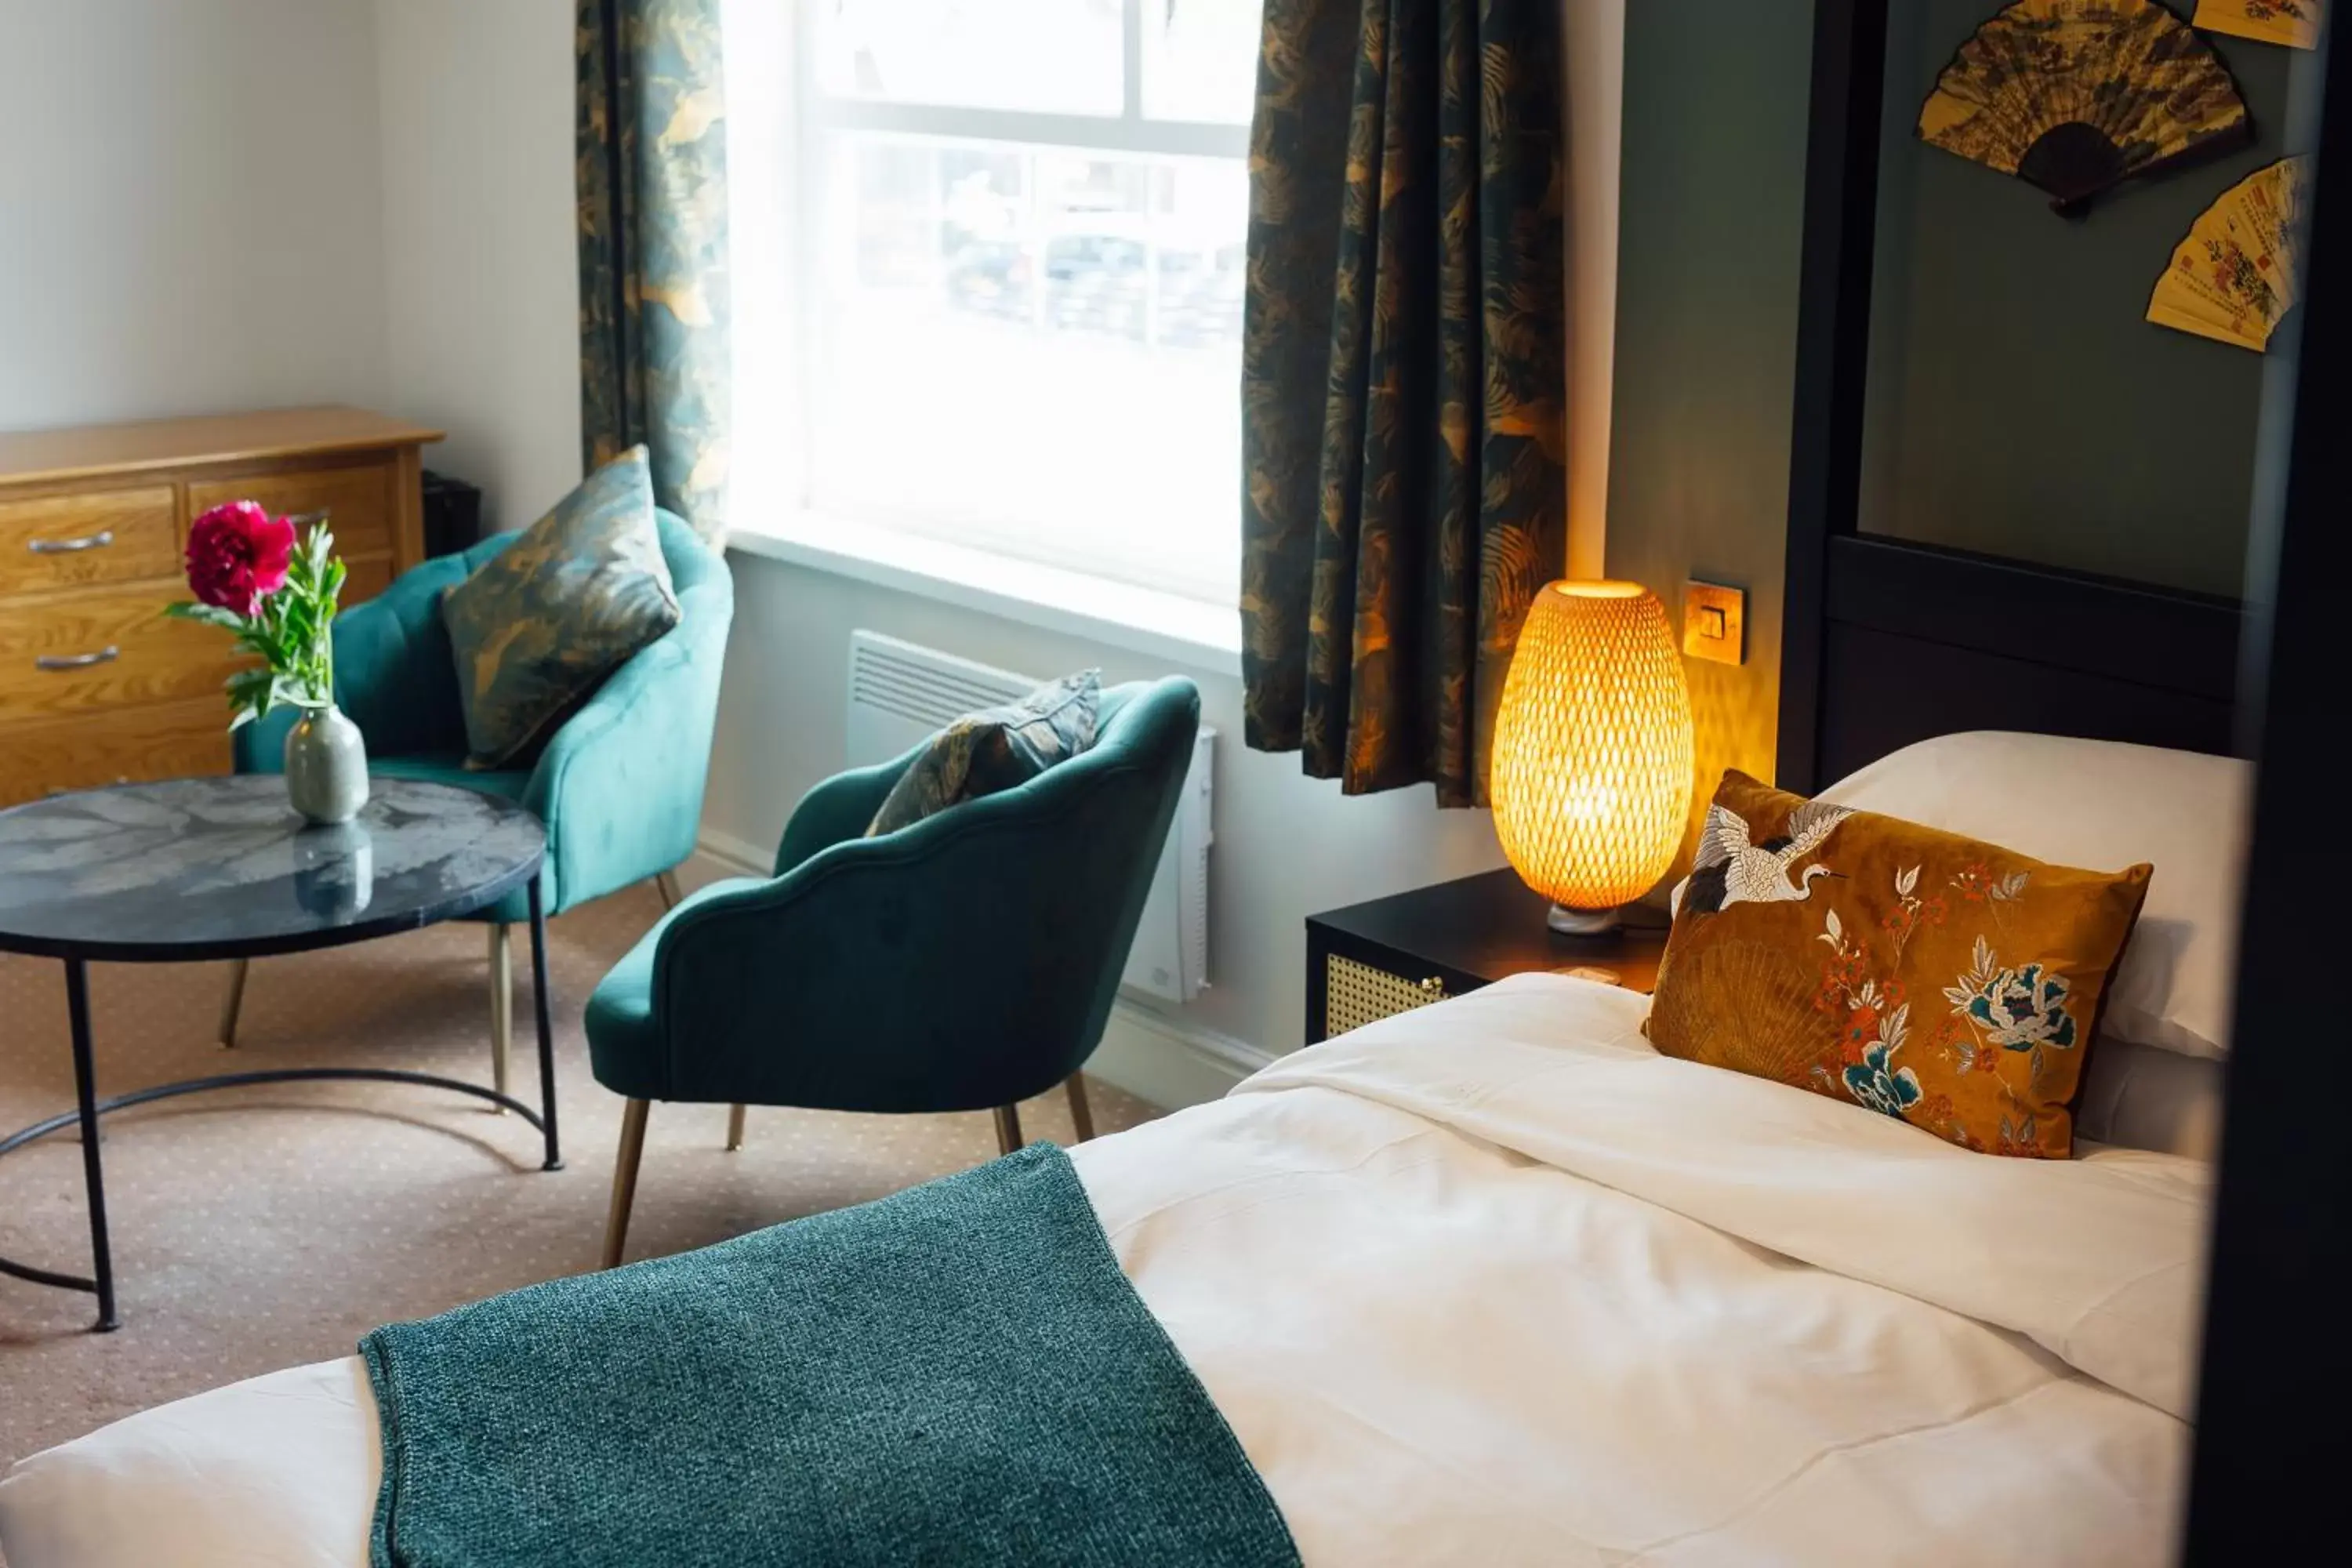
top-left (1305, 868), bottom-right (1669, 1045)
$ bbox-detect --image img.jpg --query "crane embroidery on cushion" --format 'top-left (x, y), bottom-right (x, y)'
top-left (1685, 798), bottom-right (1853, 915)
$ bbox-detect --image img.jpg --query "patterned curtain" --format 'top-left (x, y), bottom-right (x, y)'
top-left (1242, 0), bottom-right (1566, 808)
top-left (577, 0), bottom-right (731, 543)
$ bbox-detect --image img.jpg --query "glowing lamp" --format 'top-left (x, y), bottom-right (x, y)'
top-left (1490, 580), bottom-right (1695, 935)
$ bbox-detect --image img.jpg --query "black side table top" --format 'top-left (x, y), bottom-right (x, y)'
top-left (1310, 867), bottom-right (1671, 993)
top-left (0, 776), bottom-right (545, 962)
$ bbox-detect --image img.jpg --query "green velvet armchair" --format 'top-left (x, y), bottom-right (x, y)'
top-left (587, 677), bottom-right (1201, 1269)
top-left (222, 510), bottom-right (733, 1102)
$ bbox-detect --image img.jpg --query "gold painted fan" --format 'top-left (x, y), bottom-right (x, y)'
top-left (2193, 0), bottom-right (2323, 49)
top-left (1919, 0), bottom-right (2252, 214)
top-left (2147, 157), bottom-right (2308, 350)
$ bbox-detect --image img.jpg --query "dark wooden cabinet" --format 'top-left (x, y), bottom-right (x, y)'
top-left (1305, 869), bottom-right (1669, 1045)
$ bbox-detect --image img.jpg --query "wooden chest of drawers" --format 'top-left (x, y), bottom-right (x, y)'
top-left (0, 407), bottom-right (442, 806)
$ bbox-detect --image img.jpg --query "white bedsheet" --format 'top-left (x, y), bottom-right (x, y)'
top-left (0, 975), bottom-right (2203, 1566)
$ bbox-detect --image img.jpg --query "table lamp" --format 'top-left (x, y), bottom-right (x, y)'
top-left (1490, 580), bottom-right (1695, 935)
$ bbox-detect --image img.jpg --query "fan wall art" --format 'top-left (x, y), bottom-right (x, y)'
top-left (2147, 155), bottom-right (2308, 349)
top-left (1918, 0), bottom-right (2252, 214)
top-left (2193, 0), bottom-right (2324, 49)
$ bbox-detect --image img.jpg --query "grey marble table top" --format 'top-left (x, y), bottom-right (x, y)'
top-left (0, 777), bottom-right (545, 961)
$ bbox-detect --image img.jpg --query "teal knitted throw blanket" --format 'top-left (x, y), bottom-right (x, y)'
top-left (360, 1145), bottom-right (1298, 1568)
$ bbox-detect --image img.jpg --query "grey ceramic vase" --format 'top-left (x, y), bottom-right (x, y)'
top-left (284, 703), bottom-right (369, 826)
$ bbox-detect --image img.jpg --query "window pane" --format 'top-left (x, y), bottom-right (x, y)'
top-left (814, 0), bottom-right (1123, 117)
top-left (1142, 0), bottom-right (1262, 125)
top-left (808, 132), bottom-right (1246, 604)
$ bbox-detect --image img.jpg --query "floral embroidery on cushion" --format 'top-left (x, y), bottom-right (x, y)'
top-left (1842, 1011), bottom-right (1924, 1120)
top-left (1945, 935), bottom-right (2080, 1055)
top-left (1996, 1113), bottom-right (2049, 1160)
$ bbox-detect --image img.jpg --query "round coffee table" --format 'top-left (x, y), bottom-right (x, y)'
top-left (0, 775), bottom-right (562, 1332)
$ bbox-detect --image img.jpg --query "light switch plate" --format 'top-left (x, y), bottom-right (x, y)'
top-left (1682, 580), bottom-right (1745, 666)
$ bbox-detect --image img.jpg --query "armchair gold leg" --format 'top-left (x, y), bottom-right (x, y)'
top-left (217, 958), bottom-right (249, 1048)
top-left (488, 923), bottom-right (514, 1111)
top-left (654, 869), bottom-right (684, 910)
top-left (603, 1098), bottom-right (651, 1270)
top-left (993, 1104), bottom-right (1023, 1156)
top-left (1064, 1073), bottom-right (1095, 1143)
top-left (726, 1103), bottom-right (747, 1152)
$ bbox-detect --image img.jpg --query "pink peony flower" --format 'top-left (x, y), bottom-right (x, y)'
top-left (185, 501), bottom-right (296, 617)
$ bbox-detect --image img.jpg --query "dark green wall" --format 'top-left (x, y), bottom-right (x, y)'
top-left (1606, 0), bottom-right (1817, 809)
top-left (1608, 0), bottom-right (2292, 810)
top-left (1861, 0), bottom-right (2289, 597)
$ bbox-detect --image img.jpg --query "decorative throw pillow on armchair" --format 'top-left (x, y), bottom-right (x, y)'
top-left (868, 670), bottom-right (1103, 837)
top-left (441, 445), bottom-right (681, 769)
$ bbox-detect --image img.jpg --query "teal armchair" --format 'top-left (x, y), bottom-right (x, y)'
top-left (221, 511), bottom-right (733, 1101)
top-left (587, 677), bottom-right (1201, 1268)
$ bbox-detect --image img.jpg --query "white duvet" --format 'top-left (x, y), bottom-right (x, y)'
top-left (0, 975), bottom-right (2205, 1566)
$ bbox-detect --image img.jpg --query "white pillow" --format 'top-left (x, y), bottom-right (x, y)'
top-left (2074, 1036), bottom-right (2224, 1159)
top-left (1817, 731), bottom-right (2249, 1059)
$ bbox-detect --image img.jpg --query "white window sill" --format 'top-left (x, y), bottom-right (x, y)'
top-left (724, 513), bottom-right (1243, 677)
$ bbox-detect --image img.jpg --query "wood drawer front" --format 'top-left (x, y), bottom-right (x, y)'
top-left (0, 699), bottom-right (232, 808)
top-left (0, 485), bottom-right (179, 593)
top-left (0, 584), bottom-right (245, 722)
top-left (343, 552), bottom-right (396, 605)
top-left (188, 460), bottom-right (396, 562)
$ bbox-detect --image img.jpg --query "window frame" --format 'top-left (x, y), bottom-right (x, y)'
top-left (786, 0), bottom-right (1254, 605)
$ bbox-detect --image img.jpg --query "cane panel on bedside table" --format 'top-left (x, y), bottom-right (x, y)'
top-left (1305, 868), bottom-right (1667, 1046)
top-left (1323, 953), bottom-right (1451, 1036)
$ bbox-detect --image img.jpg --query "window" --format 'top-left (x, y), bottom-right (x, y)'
top-left (797, 1), bottom-right (1261, 608)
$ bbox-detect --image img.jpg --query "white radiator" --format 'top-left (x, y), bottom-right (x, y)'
top-left (845, 630), bottom-right (1212, 1004)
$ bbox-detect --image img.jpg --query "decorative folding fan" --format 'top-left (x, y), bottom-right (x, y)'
top-left (2193, 0), bottom-right (2324, 50)
top-left (2147, 156), bottom-right (2308, 350)
top-left (1918, 0), bottom-right (2253, 215)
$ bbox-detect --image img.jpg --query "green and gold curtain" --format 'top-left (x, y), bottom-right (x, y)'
top-left (1243, 0), bottom-right (1566, 807)
top-left (577, 0), bottom-right (731, 543)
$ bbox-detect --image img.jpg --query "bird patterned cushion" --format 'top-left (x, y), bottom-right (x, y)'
top-left (441, 446), bottom-right (680, 769)
top-left (1646, 771), bottom-right (2152, 1159)
top-left (866, 670), bottom-right (1102, 837)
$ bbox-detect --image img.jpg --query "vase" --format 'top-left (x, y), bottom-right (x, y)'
top-left (290, 820), bottom-right (375, 919)
top-left (285, 703), bottom-right (369, 826)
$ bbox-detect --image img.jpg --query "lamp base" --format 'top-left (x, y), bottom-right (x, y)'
top-left (1546, 903), bottom-right (1623, 936)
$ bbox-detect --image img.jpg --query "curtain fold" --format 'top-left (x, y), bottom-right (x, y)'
top-left (577, 0), bottom-right (732, 543)
top-left (1242, 0), bottom-right (1567, 808)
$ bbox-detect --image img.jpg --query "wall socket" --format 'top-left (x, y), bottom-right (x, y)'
top-left (1682, 581), bottom-right (1746, 666)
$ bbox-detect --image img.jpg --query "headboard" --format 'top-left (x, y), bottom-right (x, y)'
top-left (1775, 0), bottom-right (2249, 794)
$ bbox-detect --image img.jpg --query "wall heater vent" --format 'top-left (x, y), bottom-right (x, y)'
top-left (845, 630), bottom-right (1212, 1004)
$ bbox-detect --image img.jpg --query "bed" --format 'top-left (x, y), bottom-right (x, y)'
top-left (0, 956), bottom-right (2216, 1566)
top-left (0, 732), bottom-right (2247, 1568)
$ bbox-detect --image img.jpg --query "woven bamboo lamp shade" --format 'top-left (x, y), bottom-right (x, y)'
top-left (1490, 581), bottom-right (1695, 934)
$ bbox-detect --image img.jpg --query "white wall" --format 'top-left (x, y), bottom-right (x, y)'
top-left (0, 0), bottom-right (390, 429)
top-left (373, 0), bottom-right (583, 532)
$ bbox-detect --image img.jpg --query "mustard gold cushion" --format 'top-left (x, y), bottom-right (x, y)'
top-left (1647, 771), bottom-right (2152, 1158)
top-left (441, 446), bottom-right (680, 769)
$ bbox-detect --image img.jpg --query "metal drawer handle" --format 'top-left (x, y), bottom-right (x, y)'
top-left (27, 529), bottom-right (115, 555)
top-left (34, 646), bottom-right (120, 671)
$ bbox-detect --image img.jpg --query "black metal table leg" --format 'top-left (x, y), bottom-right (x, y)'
top-left (528, 874), bottom-right (563, 1172)
top-left (64, 959), bottom-right (119, 1333)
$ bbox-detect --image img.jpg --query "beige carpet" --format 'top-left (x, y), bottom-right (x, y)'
top-left (0, 882), bottom-right (1156, 1472)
